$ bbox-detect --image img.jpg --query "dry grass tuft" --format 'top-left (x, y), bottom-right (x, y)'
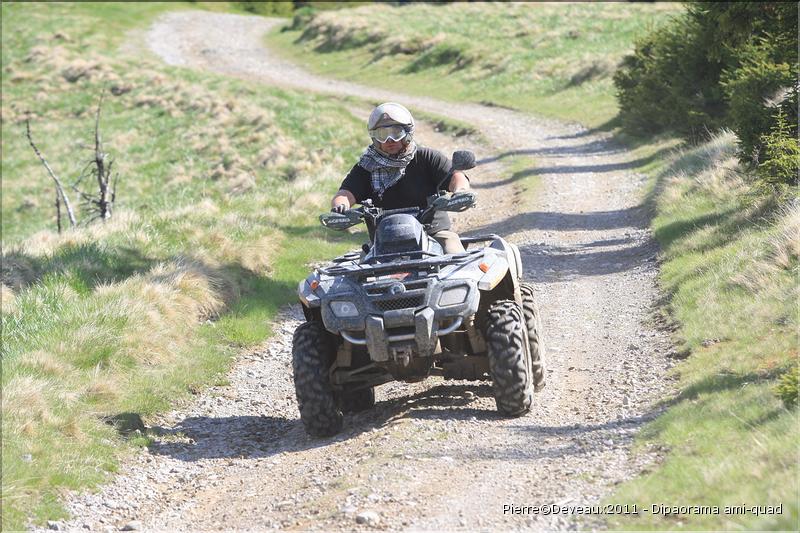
top-left (228, 172), bottom-right (256, 195)
top-left (12, 211), bottom-right (142, 259)
top-left (82, 376), bottom-right (118, 403)
top-left (693, 155), bottom-right (745, 199)
top-left (145, 259), bottom-right (229, 319)
top-left (768, 202), bottom-right (800, 270)
top-left (59, 414), bottom-right (84, 440)
top-left (3, 376), bottom-right (59, 432)
top-left (1, 283), bottom-right (16, 313)
top-left (238, 235), bottom-right (280, 274)
top-left (170, 199), bottom-right (220, 219)
top-left (19, 350), bottom-right (70, 377)
top-left (729, 202), bottom-right (799, 292)
top-left (61, 58), bottom-right (103, 83)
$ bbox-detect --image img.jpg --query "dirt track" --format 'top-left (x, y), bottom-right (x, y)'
top-left (56, 11), bottom-right (676, 532)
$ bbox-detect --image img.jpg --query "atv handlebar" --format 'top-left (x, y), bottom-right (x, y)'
top-left (318, 191), bottom-right (477, 231)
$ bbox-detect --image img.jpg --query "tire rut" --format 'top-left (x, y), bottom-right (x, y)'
top-left (54, 11), bottom-right (677, 532)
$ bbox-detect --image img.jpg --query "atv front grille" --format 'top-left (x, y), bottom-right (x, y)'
top-left (374, 295), bottom-right (424, 311)
top-left (366, 279), bottom-right (429, 295)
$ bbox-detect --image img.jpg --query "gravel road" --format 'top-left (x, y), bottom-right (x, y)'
top-left (54, 11), bottom-right (677, 532)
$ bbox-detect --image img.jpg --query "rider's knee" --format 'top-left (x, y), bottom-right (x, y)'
top-left (431, 229), bottom-right (465, 254)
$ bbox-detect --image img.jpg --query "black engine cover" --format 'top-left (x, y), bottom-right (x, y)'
top-left (373, 214), bottom-right (424, 256)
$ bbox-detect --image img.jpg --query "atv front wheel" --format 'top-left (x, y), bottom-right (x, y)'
top-left (520, 282), bottom-right (546, 392)
top-left (485, 300), bottom-right (533, 416)
top-left (292, 321), bottom-right (343, 437)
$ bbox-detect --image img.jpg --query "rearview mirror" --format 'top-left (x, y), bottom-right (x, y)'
top-left (452, 150), bottom-right (476, 171)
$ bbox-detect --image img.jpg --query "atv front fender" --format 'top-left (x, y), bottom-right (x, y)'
top-left (478, 255), bottom-right (510, 290)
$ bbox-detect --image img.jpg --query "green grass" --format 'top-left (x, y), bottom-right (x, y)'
top-left (603, 132), bottom-right (800, 530)
top-left (413, 109), bottom-right (480, 140)
top-left (267, 2), bottom-right (684, 128)
top-left (1, 2), bottom-right (369, 529)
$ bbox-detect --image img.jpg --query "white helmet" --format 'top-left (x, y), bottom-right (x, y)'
top-left (368, 102), bottom-right (415, 144)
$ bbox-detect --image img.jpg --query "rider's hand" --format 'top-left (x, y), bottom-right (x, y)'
top-left (331, 204), bottom-right (348, 214)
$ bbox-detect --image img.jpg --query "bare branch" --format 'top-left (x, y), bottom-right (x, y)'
top-left (93, 90), bottom-right (112, 220)
top-left (111, 171), bottom-right (119, 203)
top-left (72, 159), bottom-right (96, 188)
top-left (55, 189), bottom-right (62, 234)
top-left (26, 119), bottom-right (77, 227)
top-left (94, 89), bottom-right (104, 156)
top-left (73, 188), bottom-right (95, 202)
top-left (82, 213), bottom-right (103, 226)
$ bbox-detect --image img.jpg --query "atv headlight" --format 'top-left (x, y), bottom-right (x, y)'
top-left (330, 300), bottom-right (359, 318)
top-left (439, 285), bottom-right (469, 306)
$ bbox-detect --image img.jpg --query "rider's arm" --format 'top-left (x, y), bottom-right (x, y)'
top-left (333, 164), bottom-right (371, 209)
top-left (449, 171), bottom-right (470, 193)
top-left (331, 189), bottom-right (357, 210)
top-left (423, 147), bottom-right (470, 192)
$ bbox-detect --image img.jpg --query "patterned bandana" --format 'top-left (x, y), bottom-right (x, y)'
top-left (357, 142), bottom-right (418, 199)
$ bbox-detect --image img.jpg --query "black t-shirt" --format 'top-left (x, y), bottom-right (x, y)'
top-left (340, 146), bottom-right (454, 232)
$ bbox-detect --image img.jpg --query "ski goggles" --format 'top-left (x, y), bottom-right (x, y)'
top-left (368, 125), bottom-right (410, 143)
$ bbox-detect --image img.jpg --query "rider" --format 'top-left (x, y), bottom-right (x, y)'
top-left (330, 102), bottom-right (471, 254)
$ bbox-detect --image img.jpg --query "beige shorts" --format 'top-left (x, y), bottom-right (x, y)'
top-left (430, 229), bottom-right (465, 254)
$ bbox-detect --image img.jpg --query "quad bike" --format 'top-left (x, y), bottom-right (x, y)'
top-left (292, 151), bottom-right (545, 437)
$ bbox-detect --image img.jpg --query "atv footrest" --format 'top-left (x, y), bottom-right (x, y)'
top-left (439, 355), bottom-right (490, 381)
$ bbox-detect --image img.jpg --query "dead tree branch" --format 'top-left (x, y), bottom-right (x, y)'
top-left (25, 119), bottom-right (77, 230)
top-left (55, 189), bottom-right (62, 234)
top-left (92, 90), bottom-right (113, 220)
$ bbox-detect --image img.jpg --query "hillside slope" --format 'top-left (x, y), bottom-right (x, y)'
top-left (267, 2), bottom-right (684, 127)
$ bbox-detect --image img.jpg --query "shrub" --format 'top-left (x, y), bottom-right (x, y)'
top-left (722, 37), bottom-right (798, 162)
top-left (613, 14), bottom-right (724, 138)
top-left (236, 1), bottom-right (293, 17)
top-left (614, 2), bottom-right (799, 176)
top-left (757, 109), bottom-right (800, 186)
top-left (775, 365), bottom-right (799, 409)
top-left (285, 6), bottom-right (316, 31)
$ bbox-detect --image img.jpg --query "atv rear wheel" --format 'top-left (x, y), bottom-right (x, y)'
top-left (292, 321), bottom-right (343, 437)
top-left (520, 282), bottom-right (546, 392)
top-left (485, 300), bottom-right (533, 416)
top-left (338, 387), bottom-right (376, 413)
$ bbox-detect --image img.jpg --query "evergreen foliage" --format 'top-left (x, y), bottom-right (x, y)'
top-left (757, 109), bottom-right (800, 185)
top-left (614, 2), bottom-right (798, 181)
top-left (236, 1), bottom-right (294, 17)
top-left (776, 365), bottom-right (799, 409)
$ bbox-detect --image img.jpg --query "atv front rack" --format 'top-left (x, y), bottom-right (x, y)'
top-left (460, 234), bottom-right (501, 248)
top-left (319, 249), bottom-right (481, 278)
top-left (363, 249), bottom-right (440, 264)
top-left (361, 232), bottom-right (497, 262)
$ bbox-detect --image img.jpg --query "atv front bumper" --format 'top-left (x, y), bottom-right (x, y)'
top-left (321, 280), bottom-right (479, 362)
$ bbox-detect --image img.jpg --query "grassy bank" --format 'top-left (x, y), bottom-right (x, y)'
top-left (1, 2), bottom-right (366, 528)
top-left (604, 133), bottom-right (799, 530)
top-left (266, 2), bottom-right (683, 128)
